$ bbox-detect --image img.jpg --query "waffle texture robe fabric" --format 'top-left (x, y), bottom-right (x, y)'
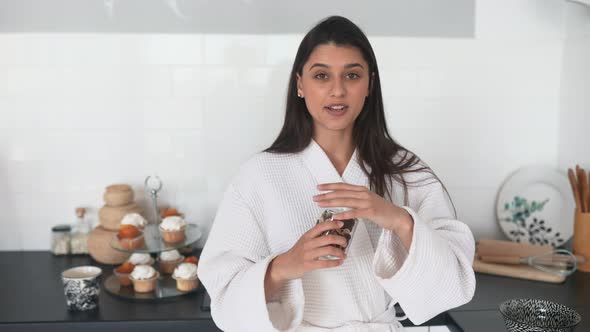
top-left (198, 140), bottom-right (476, 331)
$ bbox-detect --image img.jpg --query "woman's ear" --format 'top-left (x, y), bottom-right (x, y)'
top-left (296, 73), bottom-right (304, 98)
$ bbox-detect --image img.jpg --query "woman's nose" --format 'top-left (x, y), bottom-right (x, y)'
top-left (330, 78), bottom-right (345, 97)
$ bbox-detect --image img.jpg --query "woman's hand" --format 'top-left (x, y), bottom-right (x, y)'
top-left (313, 182), bottom-right (414, 237)
top-left (265, 220), bottom-right (348, 301)
top-left (270, 220), bottom-right (348, 282)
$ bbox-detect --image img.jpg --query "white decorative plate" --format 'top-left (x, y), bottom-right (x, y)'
top-left (496, 166), bottom-right (575, 247)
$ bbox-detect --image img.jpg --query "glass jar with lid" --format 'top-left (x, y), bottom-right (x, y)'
top-left (51, 224), bottom-right (71, 255)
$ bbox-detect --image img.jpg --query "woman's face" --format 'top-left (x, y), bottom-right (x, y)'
top-left (297, 43), bottom-right (370, 137)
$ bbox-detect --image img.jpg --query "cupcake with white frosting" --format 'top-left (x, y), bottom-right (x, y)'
top-left (127, 253), bottom-right (154, 266)
top-left (172, 262), bottom-right (199, 291)
top-left (129, 265), bottom-right (159, 293)
top-left (159, 216), bottom-right (187, 243)
top-left (121, 213), bottom-right (147, 229)
top-left (158, 250), bottom-right (184, 275)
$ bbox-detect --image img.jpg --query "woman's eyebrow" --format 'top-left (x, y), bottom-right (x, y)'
top-left (308, 63), bottom-right (364, 71)
top-left (309, 63), bottom-right (329, 71)
top-left (344, 63), bottom-right (364, 69)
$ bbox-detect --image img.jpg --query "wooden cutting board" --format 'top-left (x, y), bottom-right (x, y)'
top-left (473, 258), bottom-right (566, 283)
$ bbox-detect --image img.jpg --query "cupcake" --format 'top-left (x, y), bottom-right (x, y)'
top-left (184, 256), bottom-right (198, 265)
top-left (129, 265), bottom-right (159, 293)
top-left (121, 213), bottom-right (147, 230)
top-left (159, 216), bottom-right (187, 243)
top-left (117, 224), bottom-right (144, 250)
top-left (113, 262), bottom-right (135, 287)
top-left (127, 253), bottom-right (154, 266)
top-left (172, 261), bottom-right (199, 292)
top-left (158, 250), bottom-right (184, 275)
top-left (161, 207), bottom-right (182, 219)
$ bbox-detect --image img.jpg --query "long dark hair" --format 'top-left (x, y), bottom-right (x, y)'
top-left (265, 16), bottom-right (455, 215)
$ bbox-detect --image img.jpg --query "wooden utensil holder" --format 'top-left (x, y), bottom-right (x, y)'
top-left (574, 210), bottom-right (590, 272)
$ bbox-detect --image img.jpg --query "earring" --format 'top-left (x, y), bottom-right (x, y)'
top-left (297, 92), bottom-right (303, 98)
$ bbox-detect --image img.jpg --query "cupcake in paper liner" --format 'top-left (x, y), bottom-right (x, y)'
top-left (120, 213), bottom-right (148, 230)
top-left (159, 216), bottom-right (187, 243)
top-left (117, 225), bottom-right (145, 250)
top-left (158, 250), bottom-right (184, 275)
top-left (127, 253), bottom-right (154, 266)
top-left (173, 262), bottom-right (199, 292)
top-left (113, 262), bottom-right (135, 287)
top-left (129, 265), bottom-right (159, 293)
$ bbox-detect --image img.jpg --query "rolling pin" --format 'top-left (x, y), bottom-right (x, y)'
top-left (477, 239), bottom-right (552, 258)
top-left (473, 259), bottom-right (566, 283)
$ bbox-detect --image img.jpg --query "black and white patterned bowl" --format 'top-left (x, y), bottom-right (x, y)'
top-left (499, 299), bottom-right (581, 332)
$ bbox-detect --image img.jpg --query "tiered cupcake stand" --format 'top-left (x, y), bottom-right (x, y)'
top-left (104, 224), bottom-right (202, 300)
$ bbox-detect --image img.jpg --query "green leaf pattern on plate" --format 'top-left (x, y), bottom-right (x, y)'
top-left (499, 196), bottom-right (564, 246)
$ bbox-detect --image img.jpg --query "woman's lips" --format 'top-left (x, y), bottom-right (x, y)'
top-left (324, 105), bottom-right (348, 117)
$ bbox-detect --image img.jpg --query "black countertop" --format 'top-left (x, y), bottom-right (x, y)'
top-left (0, 251), bottom-right (216, 332)
top-left (0, 251), bottom-right (588, 331)
top-left (448, 271), bottom-right (590, 331)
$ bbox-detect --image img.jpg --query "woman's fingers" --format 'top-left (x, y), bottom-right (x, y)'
top-left (308, 258), bottom-right (344, 270)
top-left (317, 183), bottom-right (367, 192)
top-left (304, 220), bottom-right (343, 239)
top-left (332, 208), bottom-right (374, 221)
top-left (306, 234), bottom-right (348, 249)
top-left (313, 190), bottom-right (370, 202)
top-left (317, 198), bottom-right (369, 209)
top-left (305, 245), bottom-right (346, 262)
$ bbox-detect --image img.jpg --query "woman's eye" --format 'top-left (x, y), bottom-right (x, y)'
top-left (314, 73), bottom-right (328, 80)
top-left (346, 73), bottom-right (360, 79)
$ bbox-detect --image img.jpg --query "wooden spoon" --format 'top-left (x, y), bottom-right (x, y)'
top-left (568, 168), bottom-right (582, 212)
top-left (578, 166), bottom-right (588, 213)
top-left (579, 168), bottom-right (590, 212)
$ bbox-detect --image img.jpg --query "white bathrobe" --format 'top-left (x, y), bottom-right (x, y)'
top-left (197, 140), bottom-right (476, 332)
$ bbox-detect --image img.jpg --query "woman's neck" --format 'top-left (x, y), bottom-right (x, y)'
top-left (313, 129), bottom-right (355, 177)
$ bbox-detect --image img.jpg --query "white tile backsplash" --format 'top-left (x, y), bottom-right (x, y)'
top-left (139, 35), bottom-right (204, 65)
top-left (238, 66), bottom-right (283, 97)
top-left (172, 66), bottom-right (206, 97)
top-left (0, 0), bottom-right (583, 249)
top-left (0, 65), bottom-right (173, 98)
top-left (73, 66), bottom-right (173, 97)
top-left (0, 66), bottom-right (65, 97)
top-left (203, 34), bottom-right (267, 65)
top-left (140, 98), bottom-right (204, 129)
top-left (558, 4), bottom-right (590, 174)
top-left (264, 35), bottom-right (301, 66)
top-left (201, 66), bottom-right (240, 96)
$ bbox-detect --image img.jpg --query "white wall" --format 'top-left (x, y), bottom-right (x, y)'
top-left (0, 0), bottom-right (576, 250)
top-left (559, 2), bottom-right (590, 171)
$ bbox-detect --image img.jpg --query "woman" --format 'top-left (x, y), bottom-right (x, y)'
top-left (197, 16), bottom-right (475, 332)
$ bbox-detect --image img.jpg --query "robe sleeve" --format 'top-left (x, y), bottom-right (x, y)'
top-left (197, 184), bottom-right (304, 332)
top-left (372, 179), bottom-right (476, 325)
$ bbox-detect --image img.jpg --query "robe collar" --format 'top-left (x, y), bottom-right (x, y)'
top-left (299, 139), bottom-right (368, 188)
